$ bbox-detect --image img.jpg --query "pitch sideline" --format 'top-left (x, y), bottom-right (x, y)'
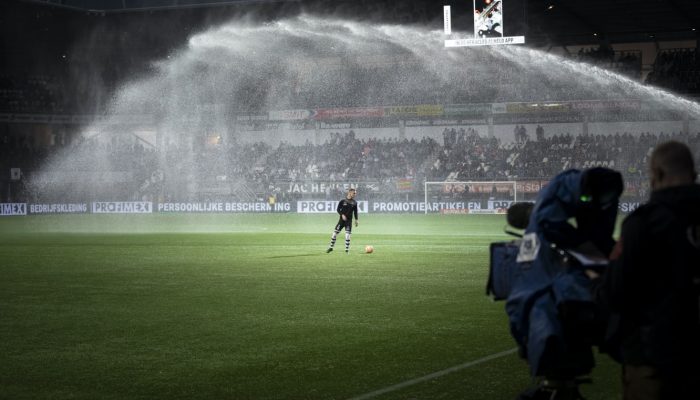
top-left (347, 348), bottom-right (518, 400)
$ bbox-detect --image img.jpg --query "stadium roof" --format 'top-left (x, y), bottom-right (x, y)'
top-left (528, 0), bottom-right (700, 45)
top-left (14, 0), bottom-right (700, 45)
top-left (18, 0), bottom-right (297, 13)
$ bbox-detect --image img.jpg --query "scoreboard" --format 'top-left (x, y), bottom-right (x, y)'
top-left (443, 0), bottom-right (526, 47)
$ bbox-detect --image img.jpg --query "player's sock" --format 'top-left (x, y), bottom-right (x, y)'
top-left (328, 230), bottom-right (339, 250)
top-left (345, 232), bottom-right (351, 253)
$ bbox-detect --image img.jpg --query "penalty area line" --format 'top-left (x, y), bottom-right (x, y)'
top-left (347, 347), bottom-right (518, 400)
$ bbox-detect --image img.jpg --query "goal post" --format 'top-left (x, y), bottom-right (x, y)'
top-left (423, 181), bottom-right (518, 214)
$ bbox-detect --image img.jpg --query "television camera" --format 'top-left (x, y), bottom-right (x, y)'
top-left (487, 168), bottom-right (624, 400)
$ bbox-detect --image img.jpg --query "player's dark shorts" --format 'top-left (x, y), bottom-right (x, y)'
top-left (334, 218), bottom-right (352, 233)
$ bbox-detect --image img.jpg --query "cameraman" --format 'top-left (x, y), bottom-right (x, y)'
top-left (506, 167), bottom-right (623, 384)
top-left (587, 141), bottom-right (700, 399)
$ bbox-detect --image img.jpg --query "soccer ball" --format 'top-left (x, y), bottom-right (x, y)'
top-left (365, 245), bottom-right (374, 254)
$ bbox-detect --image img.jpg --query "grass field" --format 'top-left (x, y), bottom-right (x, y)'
top-left (0, 214), bottom-right (621, 399)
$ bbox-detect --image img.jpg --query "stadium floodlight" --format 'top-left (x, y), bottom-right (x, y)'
top-left (443, 1), bottom-right (525, 48)
top-left (423, 181), bottom-right (518, 215)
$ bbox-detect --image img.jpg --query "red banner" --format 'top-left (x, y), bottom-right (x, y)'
top-left (516, 180), bottom-right (550, 194)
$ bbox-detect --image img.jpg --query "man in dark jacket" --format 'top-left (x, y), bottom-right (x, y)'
top-left (587, 141), bottom-right (700, 399)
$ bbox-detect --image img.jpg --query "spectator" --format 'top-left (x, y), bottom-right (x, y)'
top-left (587, 141), bottom-right (700, 399)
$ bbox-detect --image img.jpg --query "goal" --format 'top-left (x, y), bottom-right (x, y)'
top-left (423, 181), bottom-right (517, 214)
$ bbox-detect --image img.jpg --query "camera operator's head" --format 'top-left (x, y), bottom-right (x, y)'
top-left (650, 140), bottom-right (698, 191)
top-left (579, 167), bottom-right (624, 211)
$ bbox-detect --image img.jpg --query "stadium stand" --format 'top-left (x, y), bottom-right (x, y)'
top-left (646, 48), bottom-right (700, 95)
top-left (0, 75), bottom-right (65, 114)
top-left (574, 46), bottom-right (642, 79)
top-left (5, 124), bottom-right (698, 204)
top-left (1, 0), bottom-right (699, 206)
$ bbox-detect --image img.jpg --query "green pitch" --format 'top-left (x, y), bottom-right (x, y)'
top-left (0, 214), bottom-right (621, 399)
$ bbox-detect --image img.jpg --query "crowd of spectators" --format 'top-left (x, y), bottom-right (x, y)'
top-left (4, 125), bottom-right (699, 204)
top-left (4, 44), bottom-right (695, 118)
top-left (150, 128), bottom-right (700, 203)
top-left (255, 131), bottom-right (439, 183)
top-left (289, 46), bottom-right (650, 108)
top-left (0, 75), bottom-right (66, 114)
top-left (433, 128), bottom-right (699, 192)
top-left (646, 48), bottom-right (700, 95)
top-left (0, 130), bottom-right (156, 202)
top-left (0, 44), bottom-right (659, 118)
top-left (0, 52), bottom-right (652, 119)
top-left (574, 45), bottom-right (642, 79)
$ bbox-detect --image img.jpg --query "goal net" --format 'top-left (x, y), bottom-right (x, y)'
top-left (423, 181), bottom-right (517, 214)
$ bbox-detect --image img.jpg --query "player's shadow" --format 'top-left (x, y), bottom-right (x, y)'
top-left (266, 253), bottom-right (323, 259)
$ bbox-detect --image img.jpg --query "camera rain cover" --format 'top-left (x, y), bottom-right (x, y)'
top-left (488, 241), bottom-right (522, 300)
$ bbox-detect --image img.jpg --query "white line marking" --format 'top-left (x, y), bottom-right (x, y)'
top-left (347, 348), bottom-right (518, 400)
